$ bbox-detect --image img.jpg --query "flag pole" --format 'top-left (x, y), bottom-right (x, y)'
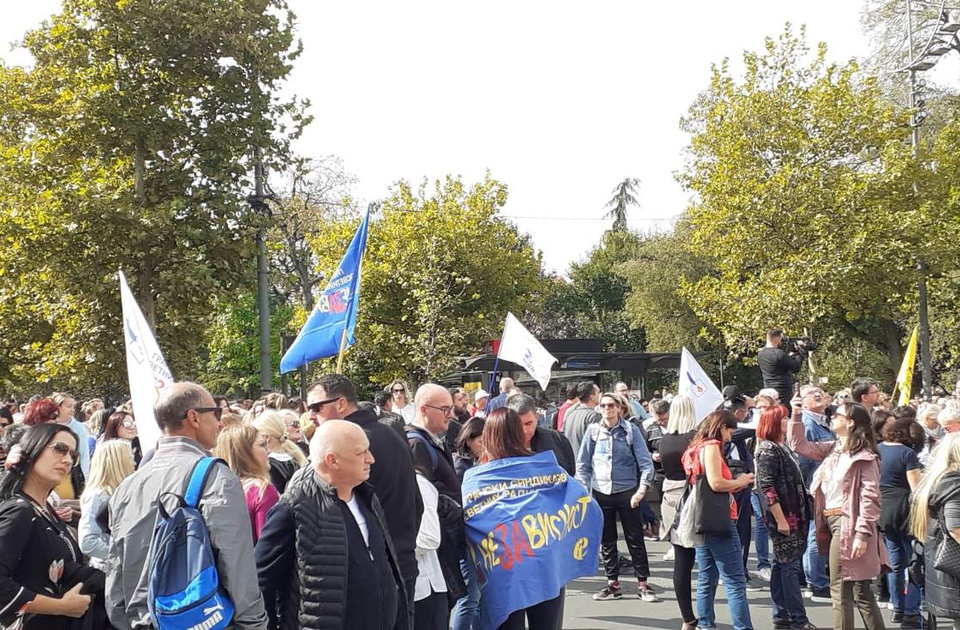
top-left (336, 327), bottom-right (348, 374)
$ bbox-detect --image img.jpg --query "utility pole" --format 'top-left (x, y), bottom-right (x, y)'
top-left (250, 148), bottom-right (272, 395)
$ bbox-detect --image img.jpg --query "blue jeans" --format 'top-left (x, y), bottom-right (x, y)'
top-left (771, 557), bottom-right (808, 625)
top-left (885, 531), bottom-right (920, 615)
top-left (452, 550), bottom-right (481, 630)
top-left (803, 519), bottom-right (829, 590)
top-left (638, 498), bottom-right (657, 526)
top-left (696, 521), bottom-right (753, 630)
top-left (750, 491), bottom-right (770, 570)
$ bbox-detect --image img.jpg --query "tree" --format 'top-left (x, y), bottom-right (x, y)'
top-left (295, 174), bottom-right (544, 389)
top-left (0, 0), bottom-right (306, 392)
top-left (676, 25), bottom-right (933, 379)
top-left (604, 178), bottom-right (641, 232)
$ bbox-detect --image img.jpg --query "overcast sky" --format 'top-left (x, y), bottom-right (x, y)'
top-left (4, 2), bottom-right (958, 274)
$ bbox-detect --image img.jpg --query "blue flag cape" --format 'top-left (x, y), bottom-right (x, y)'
top-left (279, 209), bottom-right (369, 372)
top-left (462, 450), bottom-right (602, 629)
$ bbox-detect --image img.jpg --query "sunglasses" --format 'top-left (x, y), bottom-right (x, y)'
top-left (285, 420), bottom-right (301, 428)
top-left (47, 442), bottom-right (80, 466)
top-left (598, 403), bottom-right (618, 409)
top-left (392, 388), bottom-right (406, 393)
top-left (191, 407), bottom-right (224, 421)
top-left (308, 397), bottom-right (341, 413)
top-left (121, 419), bottom-right (136, 429)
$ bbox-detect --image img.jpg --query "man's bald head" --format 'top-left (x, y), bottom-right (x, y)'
top-left (414, 383), bottom-right (453, 435)
top-left (310, 420), bottom-right (374, 495)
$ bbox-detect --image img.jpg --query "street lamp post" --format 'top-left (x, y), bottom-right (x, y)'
top-left (248, 148), bottom-right (273, 396)
top-left (902, 0), bottom-right (960, 399)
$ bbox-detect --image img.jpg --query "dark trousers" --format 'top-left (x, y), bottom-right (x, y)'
top-left (496, 592), bottom-right (564, 630)
top-left (734, 489), bottom-right (753, 574)
top-left (595, 487), bottom-right (651, 580)
top-left (414, 590), bottom-right (450, 630)
top-left (672, 543), bottom-right (697, 624)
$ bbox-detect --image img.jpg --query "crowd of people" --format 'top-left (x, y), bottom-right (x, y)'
top-left (0, 370), bottom-right (960, 630)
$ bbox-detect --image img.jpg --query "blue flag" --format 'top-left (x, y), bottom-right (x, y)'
top-left (462, 450), bottom-right (602, 629)
top-left (279, 209), bottom-right (370, 373)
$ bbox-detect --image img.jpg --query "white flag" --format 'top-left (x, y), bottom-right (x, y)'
top-left (678, 347), bottom-right (723, 422)
top-left (119, 270), bottom-right (173, 453)
top-left (497, 312), bottom-right (557, 390)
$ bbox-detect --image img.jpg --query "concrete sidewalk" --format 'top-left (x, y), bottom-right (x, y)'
top-left (560, 537), bottom-right (884, 629)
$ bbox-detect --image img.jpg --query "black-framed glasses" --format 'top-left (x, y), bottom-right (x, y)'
top-left (392, 388), bottom-right (405, 394)
top-left (308, 398), bottom-right (341, 413)
top-left (425, 404), bottom-right (453, 415)
top-left (191, 407), bottom-right (223, 421)
top-left (47, 442), bottom-right (80, 467)
top-left (598, 403), bottom-right (617, 409)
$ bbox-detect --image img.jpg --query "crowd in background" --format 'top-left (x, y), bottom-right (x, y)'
top-left (0, 374), bottom-right (959, 630)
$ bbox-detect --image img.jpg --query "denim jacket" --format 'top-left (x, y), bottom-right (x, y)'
top-left (576, 419), bottom-right (654, 495)
top-left (797, 410), bottom-right (834, 488)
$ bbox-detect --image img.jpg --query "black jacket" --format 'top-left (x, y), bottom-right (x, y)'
top-left (255, 469), bottom-right (408, 630)
top-left (530, 427), bottom-right (576, 476)
top-left (924, 470), bottom-right (960, 619)
top-left (345, 407), bottom-right (421, 593)
top-left (757, 346), bottom-right (802, 401)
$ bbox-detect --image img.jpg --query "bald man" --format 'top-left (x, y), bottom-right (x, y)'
top-left (407, 383), bottom-right (461, 504)
top-left (256, 420), bottom-right (406, 630)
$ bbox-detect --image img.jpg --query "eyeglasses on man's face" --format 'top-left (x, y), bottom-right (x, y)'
top-left (190, 407), bottom-right (223, 421)
top-left (425, 404), bottom-right (453, 416)
top-left (308, 397), bottom-right (341, 413)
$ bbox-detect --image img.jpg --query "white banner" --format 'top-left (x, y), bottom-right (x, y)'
top-left (677, 347), bottom-right (723, 423)
top-left (119, 270), bottom-right (173, 453)
top-left (498, 312), bottom-right (557, 390)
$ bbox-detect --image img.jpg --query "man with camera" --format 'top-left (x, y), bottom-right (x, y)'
top-left (757, 329), bottom-right (805, 409)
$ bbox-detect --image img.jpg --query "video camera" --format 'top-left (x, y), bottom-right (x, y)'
top-left (782, 335), bottom-right (817, 356)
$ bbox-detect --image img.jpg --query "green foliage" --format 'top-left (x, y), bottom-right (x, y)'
top-left (297, 174), bottom-right (543, 387)
top-left (676, 25), bottom-right (929, 379)
top-left (604, 178), bottom-right (641, 232)
top-left (0, 0), bottom-right (305, 392)
top-left (201, 293), bottom-right (294, 397)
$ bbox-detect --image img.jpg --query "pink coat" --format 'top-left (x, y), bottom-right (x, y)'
top-left (787, 419), bottom-right (890, 581)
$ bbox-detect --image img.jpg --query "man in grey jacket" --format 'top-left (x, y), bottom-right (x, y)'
top-left (106, 382), bottom-right (268, 630)
top-left (562, 381), bottom-right (601, 457)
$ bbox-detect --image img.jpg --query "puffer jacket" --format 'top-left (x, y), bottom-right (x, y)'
top-left (925, 470), bottom-right (960, 619)
top-left (256, 466), bottom-right (409, 630)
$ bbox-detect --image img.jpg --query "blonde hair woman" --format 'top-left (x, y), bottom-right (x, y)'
top-left (252, 411), bottom-right (306, 494)
top-left (214, 424), bottom-right (278, 542)
top-left (78, 440), bottom-right (135, 569)
top-left (911, 432), bottom-right (960, 629)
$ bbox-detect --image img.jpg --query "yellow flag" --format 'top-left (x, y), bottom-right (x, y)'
top-left (895, 326), bottom-right (919, 406)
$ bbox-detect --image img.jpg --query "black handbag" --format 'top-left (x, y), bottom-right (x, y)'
top-left (934, 507), bottom-right (960, 581)
top-left (693, 473), bottom-right (733, 536)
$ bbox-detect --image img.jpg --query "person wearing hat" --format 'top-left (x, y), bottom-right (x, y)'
top-left (470, 390), bottom-right (489, 418)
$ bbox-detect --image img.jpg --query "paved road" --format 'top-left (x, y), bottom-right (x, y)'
top-left (560, 537), bottom-right (887, 629)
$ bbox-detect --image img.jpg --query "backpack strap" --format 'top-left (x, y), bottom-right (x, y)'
top-left (406, 430), bottom-right (438, 471)
top-left (184, 457), bottom-right (225, 509)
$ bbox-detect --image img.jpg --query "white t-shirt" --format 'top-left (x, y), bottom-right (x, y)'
top-left (396, 404), bottom-right (415, 423)
top-left (346, 495), bottom-right (370, 547)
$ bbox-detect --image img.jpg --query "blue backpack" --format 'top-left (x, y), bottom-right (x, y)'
top-left (147, 457), bottom-right (235, 630)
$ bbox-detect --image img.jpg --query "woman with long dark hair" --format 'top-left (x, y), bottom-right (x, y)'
top-left (453, 416), bottom-right (485, 483)
top-left (102, 409), bottom-right (143, 467)
top-left (755, 405), bottom-right (816, 630)
top-left (0, 423), bottom-right (104, 628)
top-left (463, 408), bottom-right (601, 629)
top-left (682, 409), bottom-right (755, 630)
top-left (788, 399), bottom-right (887, 630)
top-left (877, 417), bottom-right (922, 628)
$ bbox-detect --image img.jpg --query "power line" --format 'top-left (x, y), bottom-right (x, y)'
top-left (501, 215), bottom-right (678, 222)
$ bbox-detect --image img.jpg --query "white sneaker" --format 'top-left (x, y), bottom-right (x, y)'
top-left (758, 567), bottom-right (772, 581)
top-left (663, 547), bottom-right (675, 561)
